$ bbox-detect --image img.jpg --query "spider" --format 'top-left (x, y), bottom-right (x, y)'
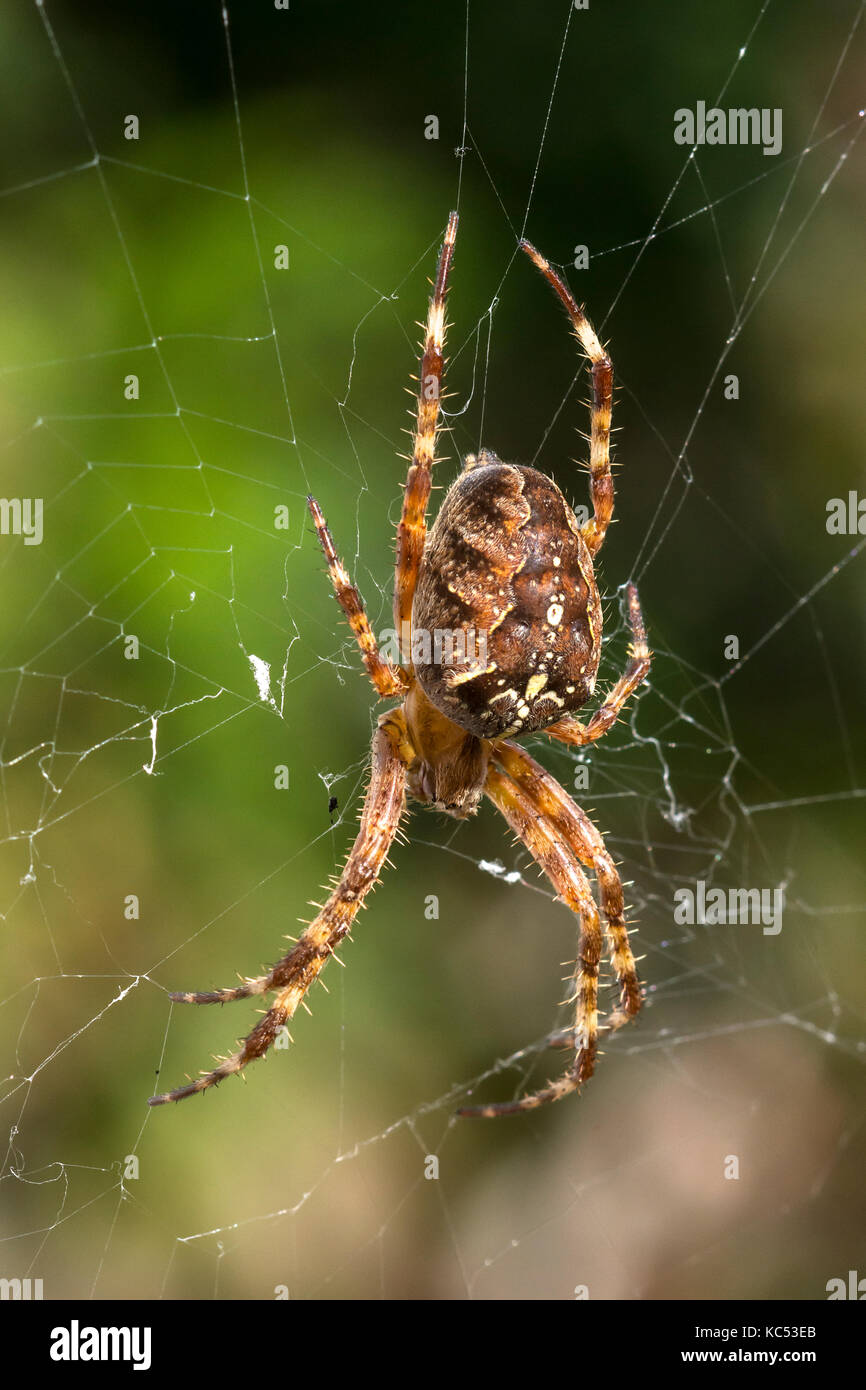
top-left (149, 212), bottom-right (651, 1117)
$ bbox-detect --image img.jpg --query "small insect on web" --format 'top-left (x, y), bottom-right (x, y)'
top-left (148, 212), bottom-right (651, 1116)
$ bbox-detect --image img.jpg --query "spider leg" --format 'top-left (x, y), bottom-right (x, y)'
top-left (148, 717), bottom-right (407, 1106)
top-left (393, 211), bottom-right (458, 656)
top-left (493, 740), bottom-right (643, 1031)
top-left (519, 239), bottom-right (613, 558)
top-left (307, 495), bottom-right (406, 698)
top-left (457, 763), bottom-right (605, 1119)
top-left (546, 582), bottom-right (651, 747)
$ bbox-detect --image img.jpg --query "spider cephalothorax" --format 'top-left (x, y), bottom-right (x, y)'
top-left (150, 213), bottom-right (652, 1118)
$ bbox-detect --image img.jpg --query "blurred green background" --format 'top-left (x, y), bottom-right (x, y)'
top-left (0, 0), bottom-right (864, 1299)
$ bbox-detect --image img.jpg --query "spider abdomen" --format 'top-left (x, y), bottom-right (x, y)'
top-left (412, 451), bottom-right (602, 739)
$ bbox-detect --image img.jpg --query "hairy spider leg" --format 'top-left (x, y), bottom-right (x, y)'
top-left (519, 239), bottom-right (613, 558)
top-left (458, 763), bottom-right (604, 1117)
top-left (393, 211), bottom-right (458, 656)
top-left (307, 495), bottom-right (406, 698)
top-left (545, 582), bottom-right (651, 746)
top-left (493, 740), bottom-right (643, 1029)
top-left (148, 719), bottom-right (407, 1105)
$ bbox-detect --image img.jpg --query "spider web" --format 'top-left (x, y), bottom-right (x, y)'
top-left (1, 0), bottom-right (865, 1301)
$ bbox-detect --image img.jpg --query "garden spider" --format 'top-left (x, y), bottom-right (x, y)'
top-left (149, 212), bottom-right (651, 1117)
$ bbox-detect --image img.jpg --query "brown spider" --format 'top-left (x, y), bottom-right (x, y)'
top-left (149, 212), bottom-right (652, 1118)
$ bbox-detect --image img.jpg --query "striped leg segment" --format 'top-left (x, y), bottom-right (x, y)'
top-left (546, 583), bottom-right (651, 747)
top-left (149, 719), bottom-right (407, 1105)
top-left (457, 763), bottom-right (604, 1118)
top-left (393, 211), bottom-right (458, 655)
top-left (493, 740), bottom-right (643, 1031)
top-left (308, 495), bottom-right (406, 698)
top-left (519, 239), bottom-right (613, 558)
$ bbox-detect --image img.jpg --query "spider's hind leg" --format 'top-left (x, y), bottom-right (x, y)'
top-left (495, 738), bottom-right (644, 1032)
top-left (457, 762), bottom-right (604, 1119)
top-left (458, 737), bottom-right (645, 1119)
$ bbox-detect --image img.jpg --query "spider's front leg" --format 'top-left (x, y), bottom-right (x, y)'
top-left (149, 716), bottom-right (407, 1106)
top-left (393, 211), bottom-right (458, 657)
top-left (519, 238), bottom-right (613, 558)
